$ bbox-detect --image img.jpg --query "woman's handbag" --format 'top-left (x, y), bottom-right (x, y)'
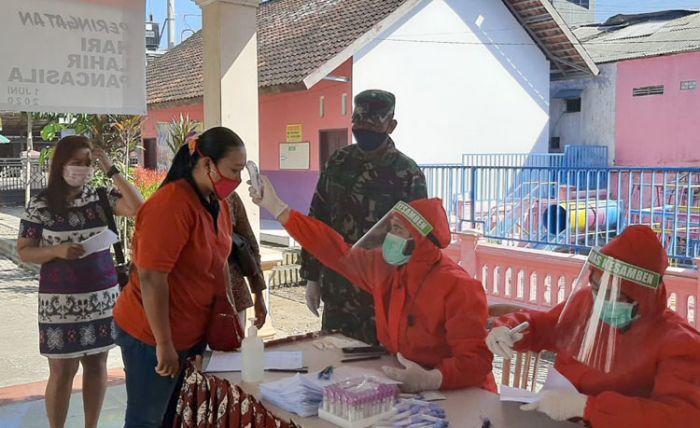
top-left (230, 233), bottom-right (260, 277)
top-left (207, 288), bottom-right (245, 351)
top-left (96, 188), bottom-right (131, 289)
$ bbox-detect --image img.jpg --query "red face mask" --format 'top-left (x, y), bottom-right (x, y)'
top-left (208, 161), bottom-right (241, 200)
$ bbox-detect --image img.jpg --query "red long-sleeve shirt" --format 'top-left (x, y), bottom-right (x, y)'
top-left (285, 200), bottom-right (496, 392)
top-left (496, 303), bottom-right (700, 427)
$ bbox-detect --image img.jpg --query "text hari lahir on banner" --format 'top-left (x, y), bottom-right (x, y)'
top-left (0, 0), bottom-right (146, 115)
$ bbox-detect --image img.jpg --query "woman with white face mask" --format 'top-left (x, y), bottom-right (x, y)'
top-left (16, 135), bottom-right (143, 428)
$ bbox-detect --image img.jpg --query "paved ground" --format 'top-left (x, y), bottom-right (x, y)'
top-left (0, 206), bottom-right (24, 240)
top-left (0, 203), bottom-right (320, 388)
top-left (0, 254), bottom-right (321, 427)
top-left (0, 256), bottom-right (126, 388)
top-left (1, 381), bottom-right (128, 428)
top-left (0, 254), bottom-right (320, 388)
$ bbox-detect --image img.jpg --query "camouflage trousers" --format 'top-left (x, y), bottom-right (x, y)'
top-left (320, 269), bottom-right (378, 345)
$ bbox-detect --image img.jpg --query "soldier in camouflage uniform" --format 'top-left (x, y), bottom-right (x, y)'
top-left (300, 89), bottom-right (427, 345)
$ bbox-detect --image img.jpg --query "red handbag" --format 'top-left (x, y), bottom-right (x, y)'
top-left (206, 291), bottom-right (245, 351)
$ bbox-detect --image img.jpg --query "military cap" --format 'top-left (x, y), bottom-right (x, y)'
top-left (352, 89), bottom-right (396, 128)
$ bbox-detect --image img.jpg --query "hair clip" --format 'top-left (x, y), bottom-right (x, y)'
top-left (186, 132), bottom-right (200, 155)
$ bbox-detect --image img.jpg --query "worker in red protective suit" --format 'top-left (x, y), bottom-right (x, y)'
top-left (487, 225), bottom-right (700, 427)
top-left (250, 176), bottom-right (496, 393)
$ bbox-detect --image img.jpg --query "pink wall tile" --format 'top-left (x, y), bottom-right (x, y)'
top-left (616, 51), bottom-right (700, 167)
top-left (259, 59), bottom-right (353, 171)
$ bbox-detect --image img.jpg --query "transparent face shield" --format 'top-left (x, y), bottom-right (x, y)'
top-left (555, 249), bottom-right (663, 373)
top-left (352, 201), bottom-right (435, 267)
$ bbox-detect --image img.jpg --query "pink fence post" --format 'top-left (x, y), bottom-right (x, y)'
top-left (456, 229), bottom-right (482, 278)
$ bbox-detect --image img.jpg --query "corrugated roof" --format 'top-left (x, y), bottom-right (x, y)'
top-left (574, 10), bottom-right (700, 64)
top-left (501, 0), bottom-right (599, 80)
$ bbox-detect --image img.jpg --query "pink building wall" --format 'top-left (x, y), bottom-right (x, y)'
top-left (615, 51), bottom-right (700, 167)
top-left (259, 59), bottom-right (353, 217)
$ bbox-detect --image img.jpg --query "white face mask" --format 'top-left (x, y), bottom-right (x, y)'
top-left (63, 165), bottom-right (94, 188)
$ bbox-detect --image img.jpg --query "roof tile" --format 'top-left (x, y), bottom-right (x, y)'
top-left (147, 0), bottom-right (407, 105)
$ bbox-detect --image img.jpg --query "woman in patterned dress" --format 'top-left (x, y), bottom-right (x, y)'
top-left (226, 192), bottom-right (267, 331)
top-left (16, 135), bottom-right (143, 428)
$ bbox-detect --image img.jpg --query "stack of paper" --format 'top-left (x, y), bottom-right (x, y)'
top-left (500, 367), bottom-right (579, 404)
top-left (260, 366), bottom-right (399, 417)
top-left (260, 373), bottom-right (327, 417)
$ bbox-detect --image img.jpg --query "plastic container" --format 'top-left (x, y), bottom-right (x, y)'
top-left (241, 318), bottom-right (264, 383)
top-left (319, 378), bottom-right (399, 427)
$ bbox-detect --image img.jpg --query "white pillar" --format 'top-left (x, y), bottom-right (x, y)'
top-left (196, 0), bottom-right (260, 238)
top-left (25, 112), bottom-right (33, 207)
top-left (167, 0), bottom-right (176, 49)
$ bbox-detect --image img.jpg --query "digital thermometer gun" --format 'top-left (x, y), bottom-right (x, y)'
top-left (246, 161), bottom-right (263, 196)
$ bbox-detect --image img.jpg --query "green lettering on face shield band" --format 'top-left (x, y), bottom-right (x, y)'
top-left (382, 233), bottom-right (412, 266)
top-left (600, 301), bottom-right (638, 329)
top-left (587, 250), bottom-right (661, 289)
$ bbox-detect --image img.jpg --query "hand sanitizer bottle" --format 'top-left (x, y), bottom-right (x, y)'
top-left (241, 318), bottom-right (264, 383)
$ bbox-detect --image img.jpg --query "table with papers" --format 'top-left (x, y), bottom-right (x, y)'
top-left (211, 334), bottom-right (577, 427)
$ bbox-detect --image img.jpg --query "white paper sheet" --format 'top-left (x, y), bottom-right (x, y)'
top-left (499, 368), bottom-right (579, 403)
top-left (80, 229), bottom-right (119, 257)
top-left (542, 366), bottom-right (578, 391)
top-left (499, 385), bottom-right (541, 404)
top-left (206, 351), bottom-right (304, 373)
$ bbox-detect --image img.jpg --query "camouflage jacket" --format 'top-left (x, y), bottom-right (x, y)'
top-left (300, 139), bottom-right (427, 281)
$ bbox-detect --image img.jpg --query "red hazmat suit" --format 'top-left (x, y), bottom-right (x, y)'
top-left (495, 225), bottom-right (700, 427)
top-left (285, 199), bottom-right (496, 391)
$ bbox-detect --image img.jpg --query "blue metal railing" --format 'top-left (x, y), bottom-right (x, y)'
top-left (461, 145), bottom-right (608, 168)
top-left (461, 153), bottom-right (565, 167)
top-left (421, 164), bottom-right (700, 267)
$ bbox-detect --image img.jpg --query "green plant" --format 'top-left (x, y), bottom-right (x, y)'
top-left (40, 122), bottom-right (65, 142)
top-left (167, 114), bottom-right (201, 155)
top-left (38, 147), bottom-right (54, 169)
top-left (111, 115), bottom-right (145, 173)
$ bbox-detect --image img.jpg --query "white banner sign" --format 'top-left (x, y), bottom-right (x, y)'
top-left (0, 0), bottom-right (146, 114)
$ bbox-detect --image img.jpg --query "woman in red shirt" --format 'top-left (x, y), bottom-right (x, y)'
top-left (114, 127), bottom-right (260, 427)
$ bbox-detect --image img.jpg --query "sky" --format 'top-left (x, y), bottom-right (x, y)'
top-left (145, 0), bottom-right (700, 49)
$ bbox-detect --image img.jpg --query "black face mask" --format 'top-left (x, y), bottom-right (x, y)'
top-left (353, 129), bottom-right (389, 152)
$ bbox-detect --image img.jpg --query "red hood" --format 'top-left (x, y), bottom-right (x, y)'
top-left (599, 225), bottom-right (668, 317)
top-left (395, 198), bottom-right (451, 266)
